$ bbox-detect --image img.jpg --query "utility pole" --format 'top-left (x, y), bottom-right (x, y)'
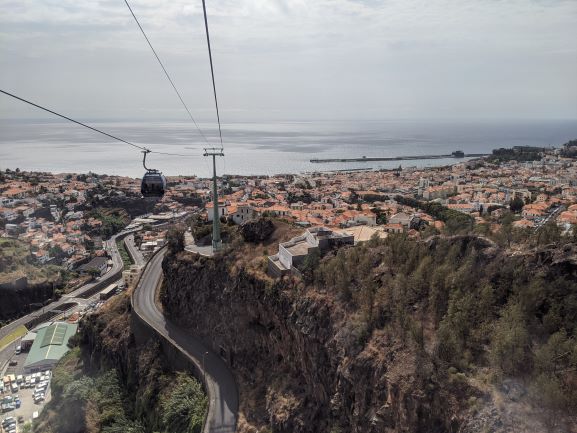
top-left (204, 147), bottom-right (224, 252)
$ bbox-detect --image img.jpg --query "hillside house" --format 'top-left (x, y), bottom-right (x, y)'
top-left (389, 212), bottom-right (412, 227)
top-left (206, 201), bottom-right (228, 221)
top-left (231, 204), bottom-right (256, 225)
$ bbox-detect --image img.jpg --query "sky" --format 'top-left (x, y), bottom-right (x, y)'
top-left (0, 0), bottom-right (576, 123)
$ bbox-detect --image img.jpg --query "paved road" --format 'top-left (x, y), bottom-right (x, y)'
top-left (124, 234), bottom-right (146, 267)
top-left (131, 249), bottom-right (238, 433)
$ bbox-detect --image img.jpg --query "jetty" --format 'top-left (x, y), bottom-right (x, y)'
top-left (310, 150), bottom-right (488, 163)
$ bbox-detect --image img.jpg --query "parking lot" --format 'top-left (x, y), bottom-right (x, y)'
top-left (0, 275), bottom-right (124, 433)
top-left (1, 349), bottom-right (52, 432)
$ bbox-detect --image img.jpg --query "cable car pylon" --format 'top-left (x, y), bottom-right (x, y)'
top-left (204, 147), bottom-right (224, 252)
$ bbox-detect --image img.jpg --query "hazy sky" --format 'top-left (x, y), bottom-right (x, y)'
top-left (1, 0), bottom-right (576, 122)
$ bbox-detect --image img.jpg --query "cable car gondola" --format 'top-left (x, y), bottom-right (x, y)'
top-left (141, 150), bottom-right (167, 198)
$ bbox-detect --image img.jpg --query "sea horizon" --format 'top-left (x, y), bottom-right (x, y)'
top-left (1, 118), bottom-right (576, 178)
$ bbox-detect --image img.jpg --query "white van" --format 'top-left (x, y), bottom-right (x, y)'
top-left (10, 383), bottom-right (18, 393)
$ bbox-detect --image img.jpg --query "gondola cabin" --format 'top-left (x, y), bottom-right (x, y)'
top-left (141, 170), bottom-right (166, 198)
top-left (140, 149), bottom-right (166, 198)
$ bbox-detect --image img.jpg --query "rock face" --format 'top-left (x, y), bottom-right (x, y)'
top-left (240, 218), bottom-right (275, 243)
top-left (0, 278), bottom-right (56, 321)
top-left (161, 253), bottom-right (460, 433)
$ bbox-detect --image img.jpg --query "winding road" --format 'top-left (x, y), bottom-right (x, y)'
top-left (129, 242), bottom-right (238, 433)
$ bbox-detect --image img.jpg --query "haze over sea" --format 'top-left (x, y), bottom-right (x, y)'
top-left (1, 119), bottom-right (576, 179)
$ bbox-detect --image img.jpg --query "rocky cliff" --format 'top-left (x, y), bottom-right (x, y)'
top-left (161, 252), bottom-right (462, 432)
top-left (0, 278), bottom-right (58, 322)
top-left (161, 232), bottom-right (577, 433)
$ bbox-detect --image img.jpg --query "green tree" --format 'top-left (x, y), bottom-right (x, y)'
top-left (490, 303), bottom-right (531, 375)
top-left (161, 373), bottom-right (207, 433)
top-left (300, 248), bottom-right (321, 284)
top-left (509, 197), bottom-right (525, 213)
top-left (49, 245), bottom-right (66, 261)
top-left (88, 268), bottom-right (101, 279)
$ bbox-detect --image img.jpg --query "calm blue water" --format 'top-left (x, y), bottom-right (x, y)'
top-left (1, 119), bottom-right (576, 178)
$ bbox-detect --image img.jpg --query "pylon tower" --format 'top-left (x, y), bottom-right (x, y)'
top-left (204, 147), bottom-right (224, 252)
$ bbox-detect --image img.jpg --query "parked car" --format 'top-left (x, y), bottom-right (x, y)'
top-left (14, 346), bottom-right (21, 355)
top-left (2, 416), bottom-right (16, 427)
top-left (1, 403), bottom-right (14, 413)
top-left (7, 361), bottom-right (17, 367)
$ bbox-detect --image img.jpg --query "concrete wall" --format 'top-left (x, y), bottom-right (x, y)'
top-left (278, 244), bottom-right (293, 269)
top-left (130, 309), bottom-right (206, 385)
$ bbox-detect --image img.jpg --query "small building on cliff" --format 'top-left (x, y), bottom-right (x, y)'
top-left (267, 226), bottom-right (354, 278)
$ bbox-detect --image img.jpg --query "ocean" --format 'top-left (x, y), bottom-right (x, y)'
top-left (1, 119), bottom-right (576, 178)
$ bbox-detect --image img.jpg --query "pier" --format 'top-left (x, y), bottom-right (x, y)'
top-left (310, 151), bottom-right (488, 163)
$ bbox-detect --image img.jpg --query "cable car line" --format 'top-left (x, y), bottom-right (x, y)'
top-left (201, 0), bottom-right (223, 149)
top-left (124, 0), bottom-right (211, 146)
top-left (0, 89), bottom-right (194, 158)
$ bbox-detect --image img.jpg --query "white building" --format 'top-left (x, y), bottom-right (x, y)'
top-left (268, 227), bottom-right (354, 277)
top-left (231, 204), bottom-right (256, 225)
top-left (206, 201), bottom-right (228, 222)
top-left (389, 212), bottom-right (412, 227)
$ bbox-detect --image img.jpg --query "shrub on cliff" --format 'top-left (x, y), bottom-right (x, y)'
top-left (240, 218), bottom-right (275, 243)
top-left (167, 227), bottom-right (185, 254)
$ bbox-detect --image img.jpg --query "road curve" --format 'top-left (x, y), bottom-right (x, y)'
top-left (124, 234), bottom-right (146, 267)
top-left (131, 248), bottom-right (238, 433)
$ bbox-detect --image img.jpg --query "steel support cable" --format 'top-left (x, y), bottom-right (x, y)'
top-left (201, 0), bottom-right (223, 148)
top-left (0, 89), bottom-right (197, 158)
top-left (124, 0), bottom-right (211, 146)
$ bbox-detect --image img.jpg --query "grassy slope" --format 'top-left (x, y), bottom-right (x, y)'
top-left (0, 238), bottom-right (61, 284)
